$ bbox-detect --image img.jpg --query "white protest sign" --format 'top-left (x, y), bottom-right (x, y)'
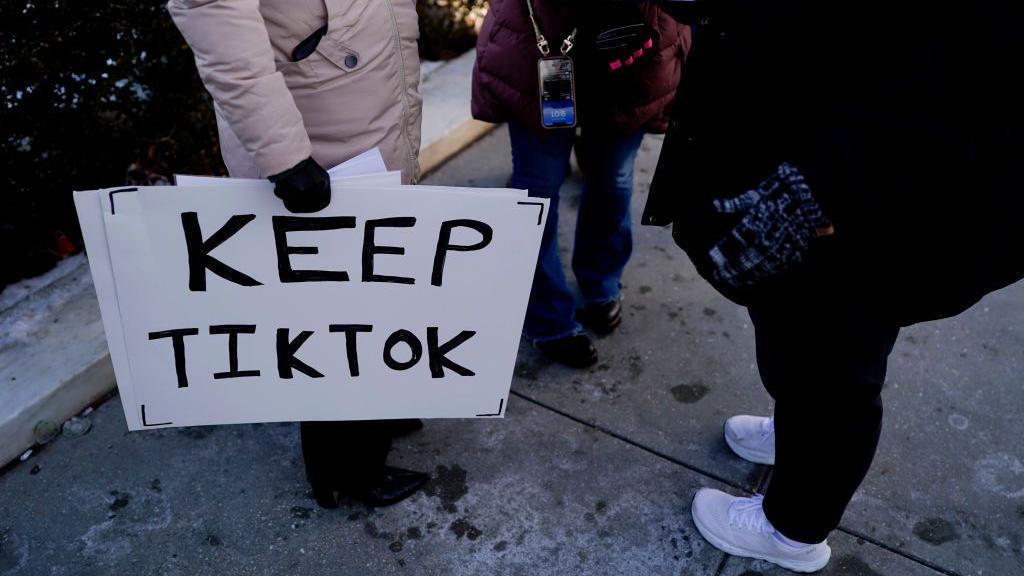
top-left (76, 180), bottom-right (546, 430)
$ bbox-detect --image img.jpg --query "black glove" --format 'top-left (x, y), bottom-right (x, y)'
top-left (268, 157), bottom-right (331, 213)
top-left (707, 163), bottom-right (834, 290)
top-left (588, 2), bottom-right (659, 73)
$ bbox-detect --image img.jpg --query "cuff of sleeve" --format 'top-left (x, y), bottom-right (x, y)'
top-left (252, 129), bottom-right (313, 179)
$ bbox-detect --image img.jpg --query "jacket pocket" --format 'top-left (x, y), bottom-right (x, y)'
top-left (276, 28), bottom-right (371, 92)
top-left (314, 33), bottom-right (363, 76)
top-left (311, 2), bottom-right (398, 88)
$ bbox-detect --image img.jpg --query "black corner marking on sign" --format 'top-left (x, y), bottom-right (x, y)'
top-left (517, 201), bottom-right (545, 226)
top-left (108, 187), bottom-right (139, 215)
top-left (476, 398), bottom-right (505, 417)
top-left (140, 404), bottom-right (172, 427)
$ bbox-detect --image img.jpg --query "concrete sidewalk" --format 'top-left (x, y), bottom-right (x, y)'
top-left (1, 126), bottom-right (1022, 576)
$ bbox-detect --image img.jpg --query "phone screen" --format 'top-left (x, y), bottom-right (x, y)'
top-left (538, 57), bottom-right (576, 129)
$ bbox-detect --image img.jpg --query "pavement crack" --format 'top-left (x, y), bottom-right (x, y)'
top-left (509, 390), bottom-right (752, 493)
top-left (836, 526), bottom-right (965, 576)
top-left (711, 553), bottom-right (730, 576)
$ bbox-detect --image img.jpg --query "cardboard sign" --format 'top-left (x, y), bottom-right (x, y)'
top-left (74, 170), bottom-right (546, 430)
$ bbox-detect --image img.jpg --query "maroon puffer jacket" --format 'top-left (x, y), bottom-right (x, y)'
top-left (471, 0), bottom-right (690, 135)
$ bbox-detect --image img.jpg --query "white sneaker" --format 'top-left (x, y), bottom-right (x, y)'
top-left (724, 415), bottom-right (776, 465)
top-left (691, 488), bottom-right (831, 573)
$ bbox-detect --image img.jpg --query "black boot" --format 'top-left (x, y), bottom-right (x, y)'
top-left (311, 485), bottom-right (340, 509)
top-left (350, 466), bottom-right (429, 507)
top-left (578, 299), bottom-right (623, 335)
top-left (301, 421), bottom-right (428, 509)
top-left (300, 421), bottom-right (393, 509)
top-left (535, 334), bottom-right (598, 368)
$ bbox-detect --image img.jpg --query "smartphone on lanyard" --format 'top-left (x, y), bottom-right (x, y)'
top-left (538, 56), bottom-right (577, 129)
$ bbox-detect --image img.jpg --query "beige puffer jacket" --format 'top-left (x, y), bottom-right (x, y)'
top-left (168, 0), bottom-right (422, 183)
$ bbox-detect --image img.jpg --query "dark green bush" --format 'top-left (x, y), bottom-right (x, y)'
top-left (1, 1), bottom-right (223, 290)
top-left (417, 0), bottom-right (488, 61)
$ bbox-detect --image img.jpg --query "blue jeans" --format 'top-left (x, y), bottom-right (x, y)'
top-left (509, 122), bottom-right (644, 341)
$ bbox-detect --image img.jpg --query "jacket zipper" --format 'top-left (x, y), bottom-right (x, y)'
top-left (384, 0), bottom-right (419, 182)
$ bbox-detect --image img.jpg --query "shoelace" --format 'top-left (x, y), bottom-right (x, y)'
top-left (728, 494), bottom-right (772, 533)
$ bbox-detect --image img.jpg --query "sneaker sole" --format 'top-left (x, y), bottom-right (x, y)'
top-left (691, 495), bottom-right (831, 573)
top-left (724, 426), bottom-right (776, 466)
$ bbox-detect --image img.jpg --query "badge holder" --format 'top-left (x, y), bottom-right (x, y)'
top-left (526, 1), bottom-right (578, 129)
top-left (538, 55), bottom-right (576, 129)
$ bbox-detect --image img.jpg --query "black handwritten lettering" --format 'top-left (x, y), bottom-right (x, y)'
top-left (431, 220), bottom-right (493, 287)
top-left (427, 327), bottom-right (476, 378)
top-left (148, 328), bottom-right (199, 388)
top-left (181, 212), bottom-right (262, 291)
top-left (209, 325), bottom-right (260, 379)
top-left (276, 329), bottom-right (324, 379)
top-left (272, 216), bottom-right (356, 283)
top-left (382, 329), bottom-right (423, 371)
top-left (362, 217), bottom-right (416, 284)
top-left (329, 324), bottom-right (373, 377)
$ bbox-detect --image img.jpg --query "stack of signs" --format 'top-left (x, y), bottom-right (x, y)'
top-left (74, 150), bottom-right (547, 431)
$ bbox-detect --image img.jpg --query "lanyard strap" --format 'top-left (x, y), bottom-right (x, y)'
top-left (525, 0), bottom-right (577, 56)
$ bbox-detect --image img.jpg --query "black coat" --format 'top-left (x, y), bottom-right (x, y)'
top-left (644, 1), bottom-right (1024, 326)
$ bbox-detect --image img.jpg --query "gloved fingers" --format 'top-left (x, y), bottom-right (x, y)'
top-left (788, 184), bottom-right (833, 233)
top-left (270, 157), bottom-right (332, 214)
top-left (706, 163), bottom-right (831, 289)
top-left (794, 192), bottom-right (833, 231)
top-left (712, 188), bottom-right (766, 214)
top-left (708, 199), bottom-right (819, 288)
top-left (279, 186), bottom-right (331, 213)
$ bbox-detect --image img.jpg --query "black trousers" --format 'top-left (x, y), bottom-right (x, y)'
top-left (750, 278), bottom-right (900, 544)
top-left (299, 421), bottom-right (393, 493)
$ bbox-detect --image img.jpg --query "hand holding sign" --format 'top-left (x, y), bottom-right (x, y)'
top-left (268, 157), bottom-right (332, 214)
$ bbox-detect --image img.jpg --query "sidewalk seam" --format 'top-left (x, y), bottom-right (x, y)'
top-left (834, 527), bottom-right (964, 576)
top-left (755, 465), bottom-right (772, 494)
top-left (711, 554), bottom-right (730, 576)
top-left (510, 390), bottom-right (754, 493)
